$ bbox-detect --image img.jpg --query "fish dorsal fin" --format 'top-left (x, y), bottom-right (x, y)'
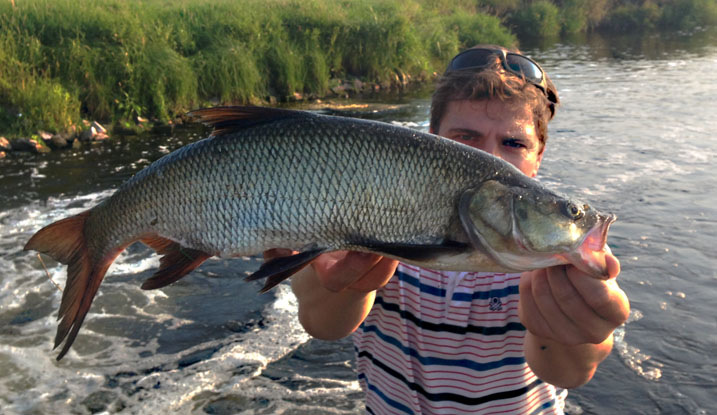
top-left (187, 106), bottom-right (313, 136)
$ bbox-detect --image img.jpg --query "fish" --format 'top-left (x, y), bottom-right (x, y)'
top-left (24, 106), bottom-right (616, 360)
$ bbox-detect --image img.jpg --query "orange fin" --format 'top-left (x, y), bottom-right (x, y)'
top-left (139, 235), bottom-right (211, 290)
top-left (24, 211), bottom-right (122, 360)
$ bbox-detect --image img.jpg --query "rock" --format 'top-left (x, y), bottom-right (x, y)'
top-left (79, 128), bottom-right (93, 142)
top-left (37, 130), bottom-right (53, 141)
top-left (353, 79), bottom-right (364, 92)
top-left (72, 138), bottom-right (82, 149)
top-left (50, 133), bottom-right (68, 148)
top-left (135, 116), bottom-right (148, 124)
top-left (0, 151), bottom-right (5, 158)
top-left (331, 84), bottom-right (346, 95)
top-left (91, 121), bottom-right (107, 134)
top-left (0, 136), bottom-right (10, 151)
top-left (94, 132), bottom-right (109, 141)
top-left (10, 137), bottom-right (49, 153)
top-left (11, 138), bottom-right (39, 152)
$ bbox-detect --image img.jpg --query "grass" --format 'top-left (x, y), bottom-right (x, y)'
top-left (0, 0), bottom-right (714, 137)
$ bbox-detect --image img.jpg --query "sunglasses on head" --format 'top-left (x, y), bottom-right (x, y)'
top-left (446, 47), bottom-right (557, 116)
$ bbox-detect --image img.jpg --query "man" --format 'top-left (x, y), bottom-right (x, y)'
top-left (272, 45), bottom-right (630, 414)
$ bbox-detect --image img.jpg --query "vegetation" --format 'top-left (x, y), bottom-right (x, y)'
top-left (1, 0), bottom-right (715, 138)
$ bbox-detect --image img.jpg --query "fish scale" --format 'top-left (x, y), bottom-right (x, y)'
top-left (24, 106), bottom-right (615, 359)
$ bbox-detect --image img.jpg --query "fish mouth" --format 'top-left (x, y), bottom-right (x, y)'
top-left (568, 213), bottom-right (617, 279)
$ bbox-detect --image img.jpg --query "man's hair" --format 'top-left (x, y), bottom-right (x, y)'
top-left (430, 47), bottom-right (559, 151)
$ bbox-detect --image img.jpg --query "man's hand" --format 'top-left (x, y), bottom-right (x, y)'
top-left (518, 254), bottom-right (630, 388)
top-left (263, 249), bottom-right (398, 293)
top-left (264, 249), bottom-right (398, 340)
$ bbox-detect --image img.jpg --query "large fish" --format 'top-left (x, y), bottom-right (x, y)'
top-left (25, 106), bottom-right (615, 360)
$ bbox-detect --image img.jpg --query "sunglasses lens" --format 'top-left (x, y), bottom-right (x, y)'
top-left (449, 49), bottom-right (497, 71)
top-left (505, 54), bottom-right (543, 83)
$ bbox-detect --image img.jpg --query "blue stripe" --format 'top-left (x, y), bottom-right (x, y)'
top-left (395, 269), bottom-right (445, 297)
top-left (395, 269), bottom-right (520, 302)
top-left (529, 395), bottom-right (556, 414)
top-left (358, 373), bottom-right (415, 415)
top-left (361, 323), bottom-right (525, 372)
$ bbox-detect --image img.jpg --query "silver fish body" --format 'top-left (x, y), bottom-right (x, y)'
top-left (25, 106), bottom-right (615, 359)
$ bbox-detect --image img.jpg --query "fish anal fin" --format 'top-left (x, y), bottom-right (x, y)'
top-left (140, 236), bottom-right (212, 290)
top-left (187, 106), bottom-right (310, 137)
top-left (246, 248), bottom-right (327, 293)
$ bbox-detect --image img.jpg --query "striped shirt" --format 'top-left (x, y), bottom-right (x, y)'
top-left (353, 263), bottom-right (567, 414)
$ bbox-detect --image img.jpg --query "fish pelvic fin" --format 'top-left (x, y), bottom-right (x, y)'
top-left (24, 211), bottom-right (121, 360)
top-left (139, 235), bottom-right (212, 290)
top-left (246, 248), bottom-right (327, 294)
top-left (187, 106), bottom-right (312, 137)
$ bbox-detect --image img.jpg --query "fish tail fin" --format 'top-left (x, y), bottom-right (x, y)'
top-left (24, 211), bottom-right (123, 360)
top-left (139, 235), bottom-right (212, 290)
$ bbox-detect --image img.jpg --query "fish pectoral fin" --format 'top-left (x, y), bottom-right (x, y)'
top-left (368, 240), bottom-right (470, 262)
top-left (246, 248), bottom-right (327, 293)
top-left (140, 236), bottom-right (212, 290)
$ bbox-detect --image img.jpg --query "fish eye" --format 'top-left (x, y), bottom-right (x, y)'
top-left (565, 202), bottom-right (584, 220)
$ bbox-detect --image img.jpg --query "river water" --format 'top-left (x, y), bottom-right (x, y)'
top-left (1, 30), bottom-right (716, 414)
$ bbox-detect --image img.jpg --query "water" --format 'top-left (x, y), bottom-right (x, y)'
top-left (2, 30), bottom-right (716, 414)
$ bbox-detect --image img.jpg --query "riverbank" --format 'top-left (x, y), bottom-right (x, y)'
top-left (1, 0), bottom-right (715, 146)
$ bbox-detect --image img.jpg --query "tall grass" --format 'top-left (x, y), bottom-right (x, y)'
top-left (1, 0), bottom-right (714, 137)
top-left (0, 0), bottom-right (515, 136)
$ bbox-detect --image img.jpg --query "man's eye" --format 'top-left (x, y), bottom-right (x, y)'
top-left (503, 139), bottom-right (526, 148)
top-left (458, 134), bottom-right (475, 141)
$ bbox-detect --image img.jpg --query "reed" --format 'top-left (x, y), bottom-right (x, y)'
top-left (1, 0), bottom-right (714, 137)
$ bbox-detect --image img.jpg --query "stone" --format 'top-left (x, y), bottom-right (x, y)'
top-left (91, 121), bottom-right (107, 134)
top-left (0, 136), bottom-right (10, 151)
top-left (353, 79), bottom-right (364, 92)
top-left (10, 137), bottom-right (49, 153)
top-left (50, 134), bottom-right (68, 148)
top-left (79, 128), bottom-right (93, 142)
top-left (37, 130), bottom-right (53, 141)
top-left (72, 138), bottom-right (82, 149)
top-left (0, 151), bottom-right (6, 158)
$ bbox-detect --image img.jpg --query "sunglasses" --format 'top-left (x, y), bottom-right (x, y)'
top-left (446, 48), bottom-right (557, 116)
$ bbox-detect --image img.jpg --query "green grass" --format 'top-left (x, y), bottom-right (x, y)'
top-left (1, 0), bottom-right (714, 137)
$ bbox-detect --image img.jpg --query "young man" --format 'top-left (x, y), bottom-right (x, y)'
top-left (274, 46), bottom-right (630, 414)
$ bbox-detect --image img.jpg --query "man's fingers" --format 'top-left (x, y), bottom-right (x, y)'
top-left (519, 272), bottom-right (555, 340)
top-left (548, 267), bottom-right (616, 344)
top-left (568, 267), bottom-right (630, 327)
top-left (314, 252), bottom-right (384, 292)
top-left (348, 257), bottom-right (399, 293)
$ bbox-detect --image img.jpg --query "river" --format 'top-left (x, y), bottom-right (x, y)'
top-left (1, 29), bottom-right (716, 414)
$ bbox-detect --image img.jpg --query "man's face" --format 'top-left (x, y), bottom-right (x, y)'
top-left (432, 99), bottom-right (544, 178)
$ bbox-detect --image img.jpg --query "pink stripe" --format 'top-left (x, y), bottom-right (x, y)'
top-left (366, 308), bottom-right (525, 352)
top-left (372, 320), bottom-right (524, 358)
top-left (378, 291), bottom-right (521, 325)
top-left (357, 330), bottom-right (535, 392)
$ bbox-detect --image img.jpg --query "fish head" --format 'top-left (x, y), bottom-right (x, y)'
top-left (459, 180), bottom-right (616, 279)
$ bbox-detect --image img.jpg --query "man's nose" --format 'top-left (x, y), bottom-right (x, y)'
top-left (481, 140), bottom-right (501, 159)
